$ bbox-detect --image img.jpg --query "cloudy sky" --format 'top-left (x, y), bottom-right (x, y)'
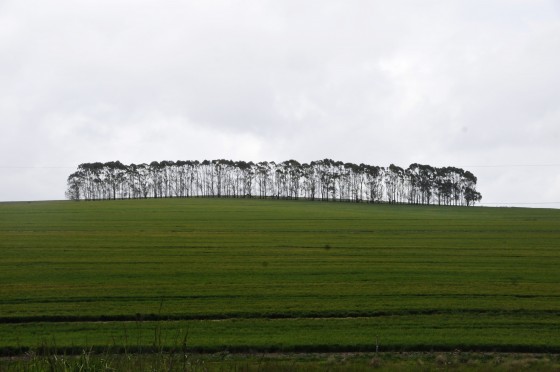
top-left (1, 0), bottom-right (559, 207)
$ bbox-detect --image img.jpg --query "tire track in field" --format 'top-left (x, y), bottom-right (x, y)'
top-left (2, 308), bottom-right (559, 324)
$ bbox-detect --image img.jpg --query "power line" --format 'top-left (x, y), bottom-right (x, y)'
top-left (460, 164), bottom-right (560, 168)
top-left (0, 166), bottom-right (76, 169)
top-left (3, 163), bottom-right (560, 169)
top-left (479, 202), bottom-right (560, 205)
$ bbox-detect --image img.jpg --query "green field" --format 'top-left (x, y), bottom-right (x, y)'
top-left (1, 198), bottom-right (559, 354)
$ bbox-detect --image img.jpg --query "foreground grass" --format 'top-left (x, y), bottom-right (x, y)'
top-left (3, 352), bottom-right (560, 371)
top-left (2, 314), bottom-right (560, 354)
top-left (1, 198), bottom-right (559, 354)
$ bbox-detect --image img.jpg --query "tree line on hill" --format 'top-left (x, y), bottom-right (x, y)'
top-left (65, 159), bottom-right (482, 206)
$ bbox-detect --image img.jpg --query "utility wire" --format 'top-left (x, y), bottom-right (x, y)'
top-left (0, 166), bottom-right (76, 169)
top-left (479, 202), bottom-right (560, 205)
top-left (2, 163), bottom-right (560, 169)
top-left (460, 164), bottom-right (560, 168)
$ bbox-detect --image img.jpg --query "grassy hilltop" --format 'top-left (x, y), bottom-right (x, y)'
top-left (1, 198), bottom-right (559, 354)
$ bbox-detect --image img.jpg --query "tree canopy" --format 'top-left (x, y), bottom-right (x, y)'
top-left (66, 159), bottom-right (482, 206)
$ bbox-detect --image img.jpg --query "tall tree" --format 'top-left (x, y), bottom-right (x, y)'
top-left (66, 159), bottom-right (481, 206)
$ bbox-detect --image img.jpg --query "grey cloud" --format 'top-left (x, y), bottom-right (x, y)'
top-left (0, 0), bottom-right (559, 206)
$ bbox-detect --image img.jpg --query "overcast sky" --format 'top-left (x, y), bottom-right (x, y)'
top-left (1, 0), bottom-right (559, 207)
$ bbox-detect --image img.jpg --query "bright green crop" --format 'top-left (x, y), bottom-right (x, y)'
top-left (1, 198), bottom-right (559, 353)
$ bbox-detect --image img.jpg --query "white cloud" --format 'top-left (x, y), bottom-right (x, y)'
top-left (1, 0), bottom-right (559, 207)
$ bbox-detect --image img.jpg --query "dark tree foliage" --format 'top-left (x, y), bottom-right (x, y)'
top-left (66, 160), bottom-right (482, 206)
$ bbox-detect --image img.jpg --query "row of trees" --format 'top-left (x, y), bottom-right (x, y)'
top-left (66, 159), bottom-right (482, 206)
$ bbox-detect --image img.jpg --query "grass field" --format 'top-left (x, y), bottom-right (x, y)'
top-left (1, 198), bottom-right (559, 355)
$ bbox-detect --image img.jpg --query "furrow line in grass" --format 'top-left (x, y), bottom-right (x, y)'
top-left (2, 309), bottom-right (560, 324)
top-left (3, 293), bottom-right (559, 305)
top-left (3, 343), bottom-right (560, 357)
